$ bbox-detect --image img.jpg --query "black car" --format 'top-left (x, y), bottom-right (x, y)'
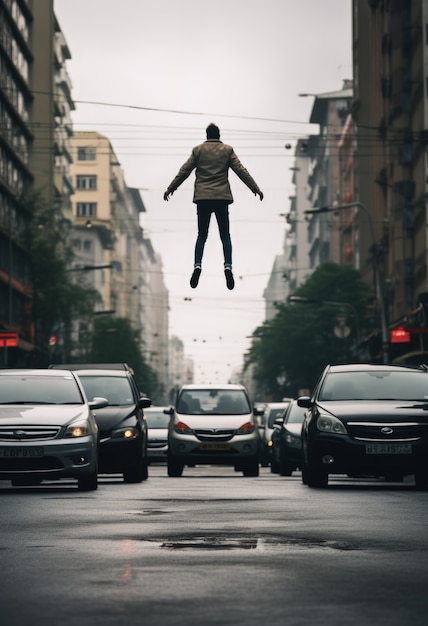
top-left (271, 400), bottom-right (305, 476)
top-left (298, 363), bottom-right (428, 489)
top-left (50, 363), bottom-right (151, 483)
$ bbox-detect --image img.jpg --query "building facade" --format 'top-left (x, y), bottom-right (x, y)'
top-left (352, 0), bottom-right (428, 361)
top-left (0, 0), bottom-right (74, 364)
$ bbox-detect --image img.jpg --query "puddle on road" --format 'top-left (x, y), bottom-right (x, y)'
top-left (139, 535), bottom-right (362, 552)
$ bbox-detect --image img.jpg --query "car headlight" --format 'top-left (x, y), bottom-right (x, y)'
top-left (173, 421), bottom-right (193, 434)
top-left (64, 420), bottom-right (91, 438)
top-left (316, 414), bottom-right (347, 435)
top-left (111, 427), bottom-right (139, 439)
top-left (285, 433), bottom-right (300, 445)
top-left (236, 422), bottom-right (255, 435)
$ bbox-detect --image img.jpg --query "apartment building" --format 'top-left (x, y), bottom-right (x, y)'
top-left (352, 0), bottom-right (428, 361)
top-left (69, 131), bottom-right (146, 324)
top-left (0, 0), bottom-right (74, 364)
top-left (304, 81), bottom-right (353, 269)
top-left (69, 131), bottom-right (170, 386)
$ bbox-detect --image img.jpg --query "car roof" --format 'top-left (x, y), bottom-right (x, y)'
top-left (0, 369), bottom-right (75, 377)
top-left (179, 383), bottom-right (246, 391)
top-left (67, 369), bottom-right (130, 377)
top-left (327, 363), bottom-right (424, 374)
top-left (50, 363), bottom-right (134, 373)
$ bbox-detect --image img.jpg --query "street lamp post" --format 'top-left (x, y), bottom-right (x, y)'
top-left (305, 202), bottom-right (389, 364)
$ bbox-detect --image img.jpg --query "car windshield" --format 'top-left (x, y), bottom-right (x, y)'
top-left (78, 375), bottom-right (134, 406)
top-left (146, 411), bottom-right (170, 428)
top-left (267, 408), bottom-right (288, 427)
top-left (176, 389), bottom-right (251, 415)
top-left (0, 375), bottom-right (83, 404)
top-left (319, 370), bottom-right (428, 402)
top-left (285, 404), bottom-right (306, 424)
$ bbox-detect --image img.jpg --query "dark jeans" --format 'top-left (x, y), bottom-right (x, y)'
top-left (195, 200), bottom-right (232, 266)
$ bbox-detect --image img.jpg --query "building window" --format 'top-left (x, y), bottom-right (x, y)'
top-left (76, 202), bottom-right (97, 217)
top-left (72, 238), bottom-right (81, 249)
top-left (83, 239), bottom-right (92, 251)
top-left (76, 175), bottom-right (97, 189)
top-left (77, 146), bottom-right (96, 161)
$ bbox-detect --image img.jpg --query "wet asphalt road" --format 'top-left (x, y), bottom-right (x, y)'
top-left (1, 465), bottom-right (427, 626)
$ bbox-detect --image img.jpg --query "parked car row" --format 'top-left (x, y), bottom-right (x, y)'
top-left (2, 363), bottom-right (428, 490)
top-left (0, 364), bottom-right (152, 490)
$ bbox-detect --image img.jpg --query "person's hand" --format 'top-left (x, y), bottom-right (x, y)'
top-left (164, 190), bottom-right (173, 201)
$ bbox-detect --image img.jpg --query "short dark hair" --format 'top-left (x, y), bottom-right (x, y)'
top-left (206, 123), bottom-right (220, 139)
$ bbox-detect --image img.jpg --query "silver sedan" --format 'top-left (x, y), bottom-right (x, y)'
top-left (0, 369), bottom-right (107, 490)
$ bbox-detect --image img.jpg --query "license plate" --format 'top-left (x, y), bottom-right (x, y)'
top-left (0, 447), bottom-right (44, 458)
top-left (199, 443), bottom-right (230, 451)
top-left (365, 443), bottom-right (412, 455)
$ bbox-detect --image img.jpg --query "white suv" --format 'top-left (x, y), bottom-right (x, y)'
top-left (166, 384), bottom-right (262, 477)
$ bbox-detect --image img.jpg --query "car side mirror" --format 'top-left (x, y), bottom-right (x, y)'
top-left (89, 397), bottom-right (109, 410)
top-left (273, 417), bottom-right (283, 428)
top-left (297, 396), bottom-right (311, 408)
top-left (253, 407), bottom-right (264, 416)
top-left (163, 406), bottom-right (174, 415)
top-left (138, 397), bottom-right (152, 409)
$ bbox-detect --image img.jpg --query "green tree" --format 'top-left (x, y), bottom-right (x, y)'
top-left (246, 263), bottom-right (370, 398)
top-left (90, 316), bottom-right (159, 397)
top-left (25, 193), bottom-right (100, 364)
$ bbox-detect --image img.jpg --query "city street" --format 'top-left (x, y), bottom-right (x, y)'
top-left (1, 466), bottom-right (427, 626)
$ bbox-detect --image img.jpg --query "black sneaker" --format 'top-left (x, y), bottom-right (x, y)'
top-left (190, 266), bottom-right (201, 288)
top-left (224, 267), bottom-right (235, 290)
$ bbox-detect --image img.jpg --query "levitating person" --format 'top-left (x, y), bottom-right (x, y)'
top-left (163, 123), bottom-right (263, 290)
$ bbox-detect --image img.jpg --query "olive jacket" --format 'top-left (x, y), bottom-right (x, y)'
top-left (165, 139), bottom-right (262, 204)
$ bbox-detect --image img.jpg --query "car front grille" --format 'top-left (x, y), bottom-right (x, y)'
top-left (194, 429), bottom-right (235, 442)
top-left (148, 440), bottom-right (167, 448)
top-left (347, 421), bottom-right (426, 441)
top-left (0, 427), bottom-right (60, 441)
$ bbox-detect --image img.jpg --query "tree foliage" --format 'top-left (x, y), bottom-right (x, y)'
top-left (25, 193), bottom-right (101, 364)
top-left (246, 263), bottom-right (371, 398)
top-left (90, 316), bottom-right (159, 397)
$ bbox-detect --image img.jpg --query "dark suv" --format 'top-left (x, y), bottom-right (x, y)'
top-left (50, 363), bottom-right (151, 483)
top-left (299, 363), bottom-right (428, 489)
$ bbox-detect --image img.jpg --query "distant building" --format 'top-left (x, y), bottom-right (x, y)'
top-left (287, 139), bottom-right (313, 290)
top-left (304, 80), bottom-right (353, 269)
top-left (69, 131), bottom-right (169, 381)
top-left (167, 336), bottom-right (194, 401)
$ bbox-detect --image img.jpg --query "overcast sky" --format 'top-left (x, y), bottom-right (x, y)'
top-left (54, 0), bottom-right (352, 384)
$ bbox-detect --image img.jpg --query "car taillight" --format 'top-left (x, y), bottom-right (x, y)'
top-left (174, 421), bottom-right (192, 434)
top-left (236, 422), bottom-right (255, 435)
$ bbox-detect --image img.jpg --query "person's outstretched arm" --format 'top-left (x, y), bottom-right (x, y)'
top-left (229, 150), bottom-right (263, 200)
top-left (164, 151), bottom-right (197, 200)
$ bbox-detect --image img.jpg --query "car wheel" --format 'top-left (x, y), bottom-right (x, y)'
top-left (414, 467), bottom-right (428, 490)
top-left (279, 446), bottom-right (293, 476)
top-left (302, 460), bottom-right (328, 488)
top-left (279, 460), bottom-right (293, 477)
top-left (242, 456), bottom-right (259, 477)
top-left (123, 450), bottom-right (148, 483)
top-left (168, 455), bottom-right (184, 477)
top-left (77, 469), bottom-right (98, 491)
top-left (270, 458), bottom-right (279, 473)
